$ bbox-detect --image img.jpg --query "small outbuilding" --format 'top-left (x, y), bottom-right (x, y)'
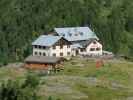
top-left (24, 56), bottom-right (63, 70)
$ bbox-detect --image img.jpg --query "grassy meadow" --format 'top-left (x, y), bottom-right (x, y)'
top-left (0, 57), bottom-right (133, 100)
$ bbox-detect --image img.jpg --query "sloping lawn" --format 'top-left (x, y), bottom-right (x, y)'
top-left (0, 58), bottom-right (133, 100)
top-left (58, 58), bottom-right (132, 85)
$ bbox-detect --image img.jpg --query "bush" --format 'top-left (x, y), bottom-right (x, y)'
top-left (0, 79), bottom-right (38, 100)
top-left (48, 96), bottom-right (53, 100)
top-left (22, 73), bottom-right (40, 88)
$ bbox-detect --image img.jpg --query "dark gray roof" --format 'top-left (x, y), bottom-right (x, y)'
top-left (80, 39), bottom-right (95, 47)
top-left (71, 39), bottom-right (97, 49)
top-left (71, 43), bottom-right (83, 49)
top-left (25, 56), bottom-right (61, 64)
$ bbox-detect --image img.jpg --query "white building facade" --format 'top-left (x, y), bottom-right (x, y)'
top-left (32, 35), bottom-right (72, 57)
top-left (79, 40), bottom-right (102, 56)
top-left (32, 27), bottom-right (103, 58)
top-left (54, 27), bottom-right (103, 56)
top-left (49, 45), bottom-right (72, 57)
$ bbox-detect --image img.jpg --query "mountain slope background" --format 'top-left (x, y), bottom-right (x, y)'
top-left (0, 0), bottom-right (133, 64)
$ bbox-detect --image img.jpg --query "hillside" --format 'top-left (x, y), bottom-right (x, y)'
top-left (0, 58), bottom-right (133, 100)
top-left (0, 0), bottom-right (133, 64)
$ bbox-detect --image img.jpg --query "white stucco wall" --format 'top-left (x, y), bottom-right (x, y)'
top-left (32, 41), bottom-right (102, 57)
top-left (33, 47), bottom-right (50, 56)
top-left (86, 41), bottom-right (102, 56)
top-left (78, 41), bottom-right (102, 56)
top-left (33, 45), bottom-right (72, 57)
top-left (50, 45), bottom-right (72, 57)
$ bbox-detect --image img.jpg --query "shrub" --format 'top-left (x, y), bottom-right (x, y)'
top-left (0, 79), bottom-right (38, 100)
top-left (22, 73), bottom-right (40, 88)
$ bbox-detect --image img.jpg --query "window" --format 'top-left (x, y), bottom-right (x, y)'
top-left (96, 48), bottom-right (101, 51)
top-left (90, 48), bottom-right (95, 51)
top-left (93, 41), bottom-right (96, 44)
top-left (34, 45), bottom-right (38, 48)
top-left (63, 34), bottom-right (65, 36)
top-left (53, 53), bottom-right (56, 57)
top-left (79, 32), bottom-right (83, 36)
top-left (39, 52), bottom-right (42, 56)
top-left (60, 52), bottom-right (63, 56)
top-left (69, 33), bottom-right (72, 37)
top-left (80, 48), bottom-right (86, 52)
top-left (43, 52), bottom-right (46, 56)
top-left (67, 52), bottom-right (70, 55)
top-left (43, 46), bottom-right (46, 49)
top-left (34, 52), bottom-right (38, 55)
top-left (67, 45), bottom-right (70, 48)
top-left (60, 45), bottom-right (63, 49)
top-left (53, 46), bottom-right (56, 49)
top-left (75, 34), bottom-right (78, 36)
top-left (39, 46), bottom-right (42, 49)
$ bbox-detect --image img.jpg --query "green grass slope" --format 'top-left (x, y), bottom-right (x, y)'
top-left (0, 58), bottom-right (133, 100)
